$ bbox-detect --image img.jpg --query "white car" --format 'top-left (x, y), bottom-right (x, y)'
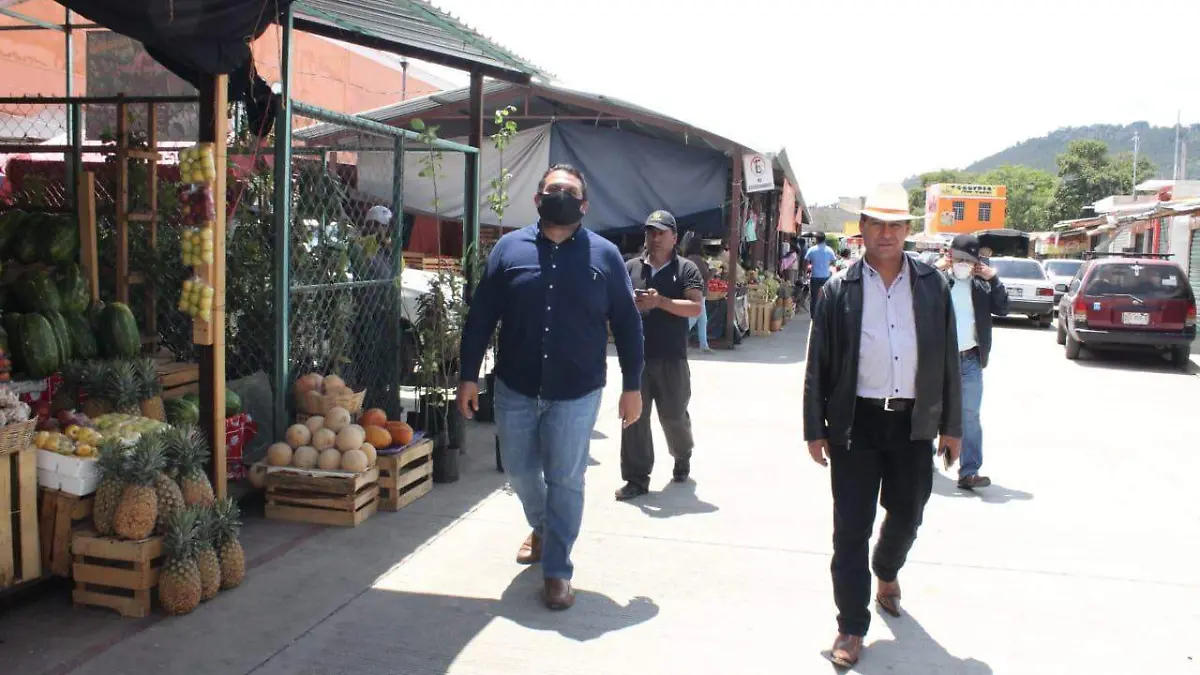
top-left (1041, 258), bottom-right (1085, 312)
top-left (989, 257), bottom-right (1056, 328)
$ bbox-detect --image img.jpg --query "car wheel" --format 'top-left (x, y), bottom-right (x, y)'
top-left (1170, 346), bottom-right (1192, 370)
top-left (1037, 314), bottom-right (1052, 329)
top-left (1056, 319), bottom-right (1066, 345)
top-left (1065, 333), bottom-right (1082, 360)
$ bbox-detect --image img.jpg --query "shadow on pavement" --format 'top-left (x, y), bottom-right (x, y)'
top-left (993, 317), bottom-right (1052, 332)
top-left (841, 610), bottom-right (993, 674)
top-left (1066, 348), bottom-right (1198, 376)
top-left (932, 472), bottom-right (1034, 503)
top-left (634, 480), bottom-right (720, 519)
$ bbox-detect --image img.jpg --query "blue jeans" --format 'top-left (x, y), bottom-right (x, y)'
top-left (959, 352), bottom-right (984, 479)
top-left (494, 379), bottom-right (603, 580)
top-left (688, 305), bottom-right (710, 349)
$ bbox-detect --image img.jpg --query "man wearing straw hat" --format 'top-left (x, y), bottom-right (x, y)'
top-left (803, 183), bottom-right (962, 667)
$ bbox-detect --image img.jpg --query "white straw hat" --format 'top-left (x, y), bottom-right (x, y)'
top-left (851, 183), bottom-right (920, 222)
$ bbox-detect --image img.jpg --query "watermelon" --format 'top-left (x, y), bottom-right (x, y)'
top-left (86, 300), bottom-right (106, 331)
top-left (0, 210), bottom-right (24, 258)
top-left (164, 397), bottom-right (200, 426)
top-left (16, 221), bottom-right (41, 264)
top-left (182, 392), bottom-right (199, 406)
top-left (40, 216), bottom-right (79, 265)
top-left (3, 312), bottom-right (22, 338)
top-left (15, 313), bottom-right (60, 377)
top-left (98, 302), bottom-right (140, 358)
top-left (63, 311), bottom-right (99, 360)
top-left (41, 310), bottom-right (73, 364)
top-left (2, 314), bottom-right (22, 373)
top-left (225, 390), bottom-right (242, 416)
top-left (56, 265), bottom-right (90, 313)
top-left (18, 269), bottom-right (62, 313)
top-left (0, 324), bottom-right (7, 353)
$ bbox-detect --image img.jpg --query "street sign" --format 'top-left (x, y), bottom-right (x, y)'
top-left (743, 154), bottom-right (774, 193)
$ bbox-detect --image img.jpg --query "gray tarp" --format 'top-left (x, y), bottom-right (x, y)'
top-left (357, 125), bottom-right (551, 226)
top-left (549, 122), bottom-right (728, 233)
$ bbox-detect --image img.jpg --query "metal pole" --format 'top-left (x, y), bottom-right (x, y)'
top-left (64, 7), bottom-right (75, 206)
top-left (390, 135), bottom-right (405, 419)
top-left (725, 154), bottom-right (743, 347)
top-left (1132, 131), bottom-right (1140, 190)
top-left (271, 6), bottom-right (295, 441)
top-left (464, 70), bottom-right (484, 299)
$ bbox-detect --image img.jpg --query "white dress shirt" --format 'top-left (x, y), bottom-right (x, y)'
top-left (856, 260), bottom-right (918, 399)
top-left (950, 278), bottom-right (977, 351)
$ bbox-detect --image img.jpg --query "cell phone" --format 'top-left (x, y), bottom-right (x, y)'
top-left (634, 289), bottom-right (649, 296)
top-left (941, 446), bottom-right (953, 470)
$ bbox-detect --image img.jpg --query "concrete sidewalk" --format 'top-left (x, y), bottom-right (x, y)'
top-left (3, 318), bottom-right (1198, 674)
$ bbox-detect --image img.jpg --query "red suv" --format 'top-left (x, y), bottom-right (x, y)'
top-left (1055, 253), bottom-right (1196, 369)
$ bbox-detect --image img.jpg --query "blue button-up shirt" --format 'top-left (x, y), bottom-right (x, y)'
top-left (459, 224), bottom-right (644, 400)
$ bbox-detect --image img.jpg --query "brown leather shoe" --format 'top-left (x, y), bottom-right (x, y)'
top-left (830, 633), bottom-right (863, 667)
top-left (516, 531), bottom-right (541, 565)
top-left (876, 578), bottom-right (902, 617)
top-left (543, 578), bottom-right (574, 610)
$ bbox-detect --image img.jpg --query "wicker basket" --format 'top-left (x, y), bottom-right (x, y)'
top-left (0, 418), bottom-right (37, 456)
top-left (295, 389), bottom-right (367, 415)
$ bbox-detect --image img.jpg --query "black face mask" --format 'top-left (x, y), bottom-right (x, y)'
top-left (537, 191), bottom-right (585, 226)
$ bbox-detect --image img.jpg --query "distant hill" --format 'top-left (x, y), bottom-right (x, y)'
top-left (965, 122), bottom-right (1200, 178)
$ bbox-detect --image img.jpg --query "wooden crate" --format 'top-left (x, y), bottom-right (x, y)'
top-left (39, 488), bottom-right (94, 578)
top-left (1, 447), bottom-right (41, 590)
top-left (265, 466), bottom-right (379, 527)
top-left (377, 439), bottom-right (433, 511)
top-left (71, 531), bottom-right (164, 618)
top-left (748, 303), bottom-right (772, 336)
top-left (157, 359), bottom-right (200, 400)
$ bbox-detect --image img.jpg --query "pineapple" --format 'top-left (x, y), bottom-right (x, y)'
top-left (92, 441), bottom-right (129, 536)
top-left (158, 508), bottom-right (203, 615)
top-left (104, 360), bottom-right (143, 414)
top-left (133, 358), bottom-right (165, 421)
top-left (144, 434), bottom-right (187, 535)
top-left (112, 438), bottom-right (164, 540)
top-left (193, 506), bottom-right (221, 600)
top-left (80, 361), bottom-right (114, 418)
top-left (212, 498), bottom-right (245, 590)
top-left (173, 426), bottom-right (215, 507)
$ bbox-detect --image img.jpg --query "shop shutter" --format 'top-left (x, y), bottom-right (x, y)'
top-left (1190, 229), bottom-right (1200, 302)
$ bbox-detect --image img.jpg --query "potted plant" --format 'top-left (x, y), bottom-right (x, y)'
top-left (413, 268), bottom-right (465, 482)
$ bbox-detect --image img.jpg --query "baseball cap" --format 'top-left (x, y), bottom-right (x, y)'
top-left (644, 210), bottom-right (677, 232)
top-left (365, 205), bottom-right (393, 225)
top-left (950, 234), bottom-right (981, 263)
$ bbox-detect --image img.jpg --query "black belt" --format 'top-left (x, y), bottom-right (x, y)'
top-left (857, 397), bottom-right (914, 412)
top-left (961, 346), bottom-right (979, 358)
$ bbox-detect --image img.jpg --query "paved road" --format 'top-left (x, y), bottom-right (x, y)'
top-left (3, 316), bottom-right (1198, 674)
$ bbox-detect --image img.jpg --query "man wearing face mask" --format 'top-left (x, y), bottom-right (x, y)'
top-left (939, 234), bottom-right (1007, 490)
top-left (457, 164), bottom-right (645, 611)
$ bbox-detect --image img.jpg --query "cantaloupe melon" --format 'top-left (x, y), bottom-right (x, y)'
top-left (336, 424), bottom-right (365, 452)
top-left (286, 424), bottom-right (312, 449)
top-left (311, 427), bottom-right (337, 451)
top-left (292, 446), bottom-right (319, 469)
top-left (341, 448), bottom-right (368, 473)
top-left (304, 415), bottom-right (325, 434)
top-left (295, 373), bottom-right (323, 395)
top-left (301, 389), bottom-right (324, 414)
top-left (359, 443), bottom-right (377, 467)
top-left (324, 407), bottom-right (351, 432)
top-left (248, 463), bottom-right (268, 488)
top-left (317, 448), bottom-right (342, 470)
top-left (266, 442), bottom-right (293, 467)
top-left (323, 374), bottom-right (346, 391)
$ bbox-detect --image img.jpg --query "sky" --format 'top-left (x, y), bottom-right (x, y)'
top-left (417, 0), bottom-right (1200, 204)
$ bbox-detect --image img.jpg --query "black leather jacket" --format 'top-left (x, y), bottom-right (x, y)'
top-left (803, 257), bottom-right (962, 446)
top-left (946, 272), bottom-right (1008, 368)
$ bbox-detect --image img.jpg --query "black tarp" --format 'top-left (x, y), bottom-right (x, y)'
top-left (56, 0), bottom-right (293, 136)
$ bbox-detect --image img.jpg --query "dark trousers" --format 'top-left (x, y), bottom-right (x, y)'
top-left (620, 358), bottom-right (694, 489)
top-left (829, 400), bottom-right (935, 637)
top-left (810, 276), bottom-right (829, 315)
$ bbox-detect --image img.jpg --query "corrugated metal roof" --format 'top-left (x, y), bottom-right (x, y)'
top-left (292, 0), bottom-right (546, 81)
top-left (294, 80), bottom-right (757, 154)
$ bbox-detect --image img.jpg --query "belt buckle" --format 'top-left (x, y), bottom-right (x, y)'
top-left (883, 397), bottom-right (897, 412)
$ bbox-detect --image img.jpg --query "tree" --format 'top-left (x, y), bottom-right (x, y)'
top-left (976, 165), bottom-right (1057, 232)
top-left (906, 169), bottom-right (977, 216)
top-left (1048, 139), bottom-right (1156, 222)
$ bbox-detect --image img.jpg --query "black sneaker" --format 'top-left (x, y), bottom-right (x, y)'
top-left (614, 482), bottom-right (649, 501)
top-left (672, 458), bottom-right (690, 483)
top-left (957, 475), bottom-right (991, 490)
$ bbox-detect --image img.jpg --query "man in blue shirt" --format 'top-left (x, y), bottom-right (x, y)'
top-left (805, 231), bottom-right (838, 314)
top-left (457, 164), bottom-right (645, 611)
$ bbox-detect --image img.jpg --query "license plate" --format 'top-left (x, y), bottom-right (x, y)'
top-left (1008, 288), bottom-right (1023, 297)
top-left (1122, 312), bottom-right (1150, 326)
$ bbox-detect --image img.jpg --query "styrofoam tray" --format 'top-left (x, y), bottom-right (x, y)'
top-left (38, 468), bottom-right (100, 496)
top-left (37, 449), bottom-right (100, 478)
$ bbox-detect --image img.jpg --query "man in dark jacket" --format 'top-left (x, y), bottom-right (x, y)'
top-left (940, 234), bottom-right (1008, 490)
top-left (802, 183), bottom-right (962, 668)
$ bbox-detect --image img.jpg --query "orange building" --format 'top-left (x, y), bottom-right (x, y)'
top-left (923, 183), bottom-right (1007, 235)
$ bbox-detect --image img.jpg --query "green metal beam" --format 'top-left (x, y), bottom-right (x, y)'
top-left (390, 134), bottom-right (406, 419)
top-left (271, 7), bottom-right (295, 442)
top-left (0, 7), bottom-right (63, 32)
top-left (290, 100), bottom-right (479, 154)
